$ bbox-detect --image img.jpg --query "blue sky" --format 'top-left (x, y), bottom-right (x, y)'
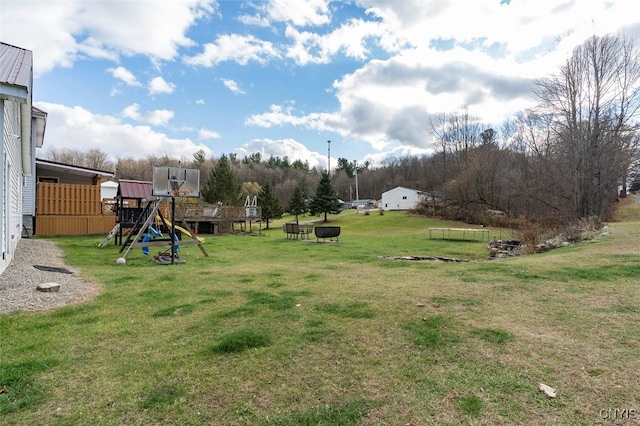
top-left (2, 0), bottom-right (639, 171)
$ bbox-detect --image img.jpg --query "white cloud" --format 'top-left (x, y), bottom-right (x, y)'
top-left (248, 40), bottom-right (545, 153)
top-left (122, 104), bottom-right (144, 121)
top-left (195, 99), bottom-right (206, 105)
top-left (356, 0), bottom-right (640, 63)
top-left (184, 34), bottom-right (281, 67)
top-left (220, 78), bottom-right (246, 94)
top-left (0, 0), bottom-right (215, 76)
top-left (107, 66), bottom-right (142, 86)
top-left (35, 102), bottom-right (212, 161)
top-left (238, 13), bottom-right (271, 27)
top-left (234, 138), bottom-right (328, 170)
top-left (198, 129), bottom-right (221, 140)
top-left (148, 76), bottom-right (176, 95)
top-left (239, 0), bottom-right (331, 27)
top-left (281, 0), bottom-right (640, 155)
top-left (362, 144), bottom-right (432, 167)
top-left (284, 17), bottom-right (399, 65)
top-left (122, 104), bottom-right (175, 126)
top-left (146, 109), bottom-right (176, 127)
top-left (246, 103), bottom-right (331, 130)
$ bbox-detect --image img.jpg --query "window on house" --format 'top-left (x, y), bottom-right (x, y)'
top-left (38, 177), bottom-right (58, 183)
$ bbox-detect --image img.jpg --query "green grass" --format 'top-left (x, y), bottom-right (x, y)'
top-left (458, 395), bottom-right (483, 417)
top-left (0, 358), bottom-right (58, 415)
top-left (315, 302), bottom-right (376, 318)
top-left (211, 328), bottom-right (272, 353)
top-left (471, 327), bottom-right (515, 344)
top-left (403, 315), bottom-right (460, 348)
top-left (2, 210), bottom-right (640, 424)
top-left (260, 397), bottom-right (371, 425)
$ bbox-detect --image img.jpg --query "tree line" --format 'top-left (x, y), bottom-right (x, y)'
top-left (43, 33), bottom-right (640, 228)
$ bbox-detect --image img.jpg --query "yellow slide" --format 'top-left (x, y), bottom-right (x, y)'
top-left (156, 215), bottom-right (205, 242)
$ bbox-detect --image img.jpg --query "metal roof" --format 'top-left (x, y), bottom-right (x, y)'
top-left (117, 179), bottom-right (153, 199)
top-left (36, 158), bottom-right (114, 177)
top-left (0, 42), bottom-right (32, 100)
top-left (1, 42), bottom-right (34, 175)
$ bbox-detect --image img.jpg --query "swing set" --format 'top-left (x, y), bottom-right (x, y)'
top-left (102, 167), bottom-right (208, 264)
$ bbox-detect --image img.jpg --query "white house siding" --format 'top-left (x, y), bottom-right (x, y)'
top-left (23, 175), bottom-right (34, 215)
top-left (1, 100), bottom-right (24, 273)
top-left (22, 117), bottom-right (37, 234)
top-left (22, 173), bottom-right (35, 233)
top-left (381, 186), bottom-right (425, 211)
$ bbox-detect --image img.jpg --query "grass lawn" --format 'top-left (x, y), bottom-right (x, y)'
top-left (2, 206), bottom-right (640, 425)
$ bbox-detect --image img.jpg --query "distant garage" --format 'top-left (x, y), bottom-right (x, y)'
top-left (381, 186), bottom-right (429, 211)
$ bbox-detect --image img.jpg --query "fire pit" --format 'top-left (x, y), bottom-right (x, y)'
top-left (314, 226), bottom-right (340, 242)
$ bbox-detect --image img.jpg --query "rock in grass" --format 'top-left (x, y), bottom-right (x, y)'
top-left (539, 383), bottom-right (557, 398)
top-left (36, 282), bottom-right (61, 292)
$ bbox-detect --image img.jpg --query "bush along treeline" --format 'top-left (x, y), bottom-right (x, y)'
top-left (43, 33), bottom-right (640, 233)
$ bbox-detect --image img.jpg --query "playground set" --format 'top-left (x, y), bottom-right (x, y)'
top-left (100, 167), bottom-right (209, 264)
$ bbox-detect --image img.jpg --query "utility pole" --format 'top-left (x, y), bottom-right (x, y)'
top-left (353, 160), bottom-right (359, 202)
top-left (327, 140), bottom-right (331, 174)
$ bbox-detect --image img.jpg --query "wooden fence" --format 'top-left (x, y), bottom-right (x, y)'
top-left (36, 215), bottom-right (115, 236)
top-left (37, 182), bottom-right (102, 215)
top-left (35, 182), bottom-right (115, 236)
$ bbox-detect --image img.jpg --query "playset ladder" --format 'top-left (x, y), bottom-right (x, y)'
top-left (99, 223), bottom-right (120, 248)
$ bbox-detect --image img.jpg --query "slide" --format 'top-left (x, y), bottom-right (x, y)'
top-left (155, 216), bottom-right (205, 242)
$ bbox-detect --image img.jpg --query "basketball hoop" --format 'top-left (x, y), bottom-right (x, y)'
top-left (170, 189), bottom-right (190, 198)
top-left (152, 166), bottom-right (201, 198)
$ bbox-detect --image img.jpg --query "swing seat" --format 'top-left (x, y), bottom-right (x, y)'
top-left (142, 234), bottom-right (151, 255)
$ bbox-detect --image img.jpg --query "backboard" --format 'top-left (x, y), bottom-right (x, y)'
top-left (152, 166), bottom-right (200, 198)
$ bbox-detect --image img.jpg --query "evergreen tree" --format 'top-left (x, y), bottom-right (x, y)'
top-left (201, 155), bottom-right (241, 205)
top-left (258, 181), bottom-right (282, 229)
top-left (309, 171), bottom-right (342, 222)
top-left (287, 185), bottom-right (307, 223)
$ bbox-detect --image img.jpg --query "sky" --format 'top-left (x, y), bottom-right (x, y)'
top-left (2, 0), bottom-right (640, 171)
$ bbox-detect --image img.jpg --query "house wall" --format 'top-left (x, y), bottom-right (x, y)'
top-left (36, 169), bottom-right (97, 185)
top-left (381, 187), bottom-right (423, 211)
top-left (1, 100), bottom-right (24, 274)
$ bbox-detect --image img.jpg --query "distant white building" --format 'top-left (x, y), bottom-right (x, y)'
top-left (381, 186), bottom-right (428, 211)
top-left (101, 180), bottom-right (119, 200)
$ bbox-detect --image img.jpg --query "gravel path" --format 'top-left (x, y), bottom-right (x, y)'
top-left (0, 238), bottom-right (101, 314)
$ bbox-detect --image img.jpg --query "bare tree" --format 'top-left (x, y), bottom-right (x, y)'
top-left (429, 107), bottom-right (483, 184)
top-left (115, 157), bottom-right (149, 181)
top-left (43, 147), bottom-right (115, 171)
top-left (84, 148), bottom-right (114, 171)
top-left (45, 147), bottom-right (85, 165)
top-left (534, 33), bottom-right (640, 218)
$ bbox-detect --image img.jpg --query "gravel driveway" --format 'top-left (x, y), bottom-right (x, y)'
top-left (0, 238), bottom-right (101, 314)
